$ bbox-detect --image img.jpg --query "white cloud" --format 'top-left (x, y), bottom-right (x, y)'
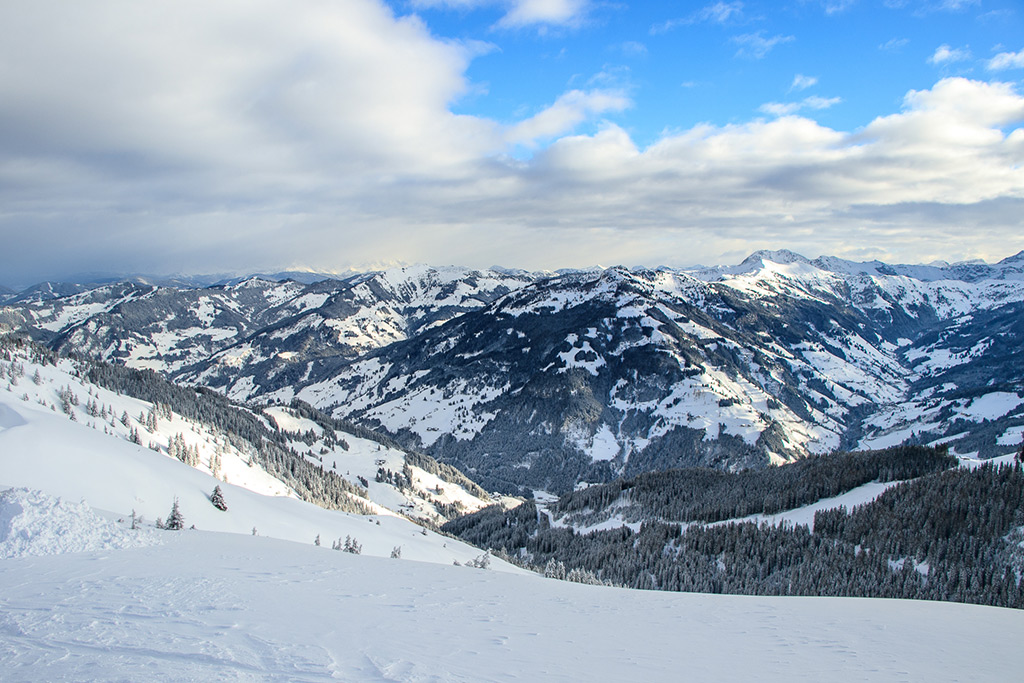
top-left (790, 74), bottom-right (818, 91)
top-left (879, 37), bottom-right (910, 51)
top-left (759, 96), bottom-right (842, 116)
top-left (650, 2), bottom-right (743, 34)
top-left (496, 0), bottom-right (590, 28)
top-left (0, 1), bottom-right (1021, 280)
top-left (988, 49), bottom-right (1024, 71)
top-left (819, 0), bottom-right (857, 14)
top-left (410, 0), bottom-right (590, 28)
top-left (732, 33), bottom-right (795, 59)
top-left (695, 1), bottom-right (745, 23)
top-left (504, 89), bottom-right (630, 146)
top-left (928, 44), bottom-right (972, 65)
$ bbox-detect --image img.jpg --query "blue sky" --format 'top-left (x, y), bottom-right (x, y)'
top-left (0, 0), bottom-right (1022, 286)
top-left (406, 1), bottom-right (1022, 141)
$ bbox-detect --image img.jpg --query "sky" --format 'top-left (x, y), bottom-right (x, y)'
top-left (0, 0), bottom-right (1022, 287)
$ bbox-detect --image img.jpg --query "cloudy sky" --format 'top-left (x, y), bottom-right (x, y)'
top-left (1, 0), bottom-right (1022, 287)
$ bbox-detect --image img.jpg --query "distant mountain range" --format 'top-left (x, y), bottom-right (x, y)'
top-left (3, 250), bottom-right (1023, 494)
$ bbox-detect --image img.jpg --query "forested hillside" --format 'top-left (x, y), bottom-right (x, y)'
top-left (444, 448), bottom-right (1024, 608)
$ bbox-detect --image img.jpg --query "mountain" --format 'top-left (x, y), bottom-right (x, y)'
top-left (0, 337), bottom-right (497, 529)
top-left (3, 252), bottom-right (1024, 494)
top-left (3, 298), bottom-right (1024, 681)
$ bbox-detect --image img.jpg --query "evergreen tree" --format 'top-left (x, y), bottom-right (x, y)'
top-left (342, 535), bottom-right (361, 554)
top-left (165, 497), bottom-right (184, 531)
top-left (210, 485), bottom-right (227, 511)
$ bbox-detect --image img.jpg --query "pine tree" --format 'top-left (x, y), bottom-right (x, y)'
top-left (342, 535), bottom-right (361, 554)
top-left (210, 485), bottom-right (227, 511)
top-left (165, 497), bottom-right (184, 531)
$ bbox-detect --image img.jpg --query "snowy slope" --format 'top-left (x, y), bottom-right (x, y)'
top-left (0, 342), bottom-right (500, 561)
top-left (0, 393), bottom-right (504, 567)
top-left (2, 528), bottom-right (1023, 681)
top-left (263, 404), bottom-right (502, 524)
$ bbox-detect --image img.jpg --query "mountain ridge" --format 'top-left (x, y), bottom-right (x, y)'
top-left (4, 250), bottom-right (1023, 494)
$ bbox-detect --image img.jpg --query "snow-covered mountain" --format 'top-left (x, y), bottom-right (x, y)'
top-left (3, 314), bottom-right (1024, 681)
top-left (0, 338), bottom-right (498, 531)
top-left (4, 252), bottom-right (1024, 494)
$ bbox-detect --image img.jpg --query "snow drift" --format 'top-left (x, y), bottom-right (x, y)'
top-left (0, 488), bottom-right (159, 559)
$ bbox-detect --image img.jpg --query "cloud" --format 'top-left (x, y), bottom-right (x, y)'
top-left (790, 74), bottom-right (818, 92)
top-left (731, 32), bottom-right (795, 59)
top-left (879, 37), bottom-right (909, 51)
top-left (0, 1), bottom-right (1021, 282)
top-left (759, 96), bottom-right (842, 116)
top-left (496, 0), bottom-right (590, 28)
top-left (818, 0), bottom-right (857, 14)
top-left (694, 1), bottom-right (745, 23)
top-left (650, 2), bottom-right (743, 34)
top-left (410, 0), bottom-right (590, 28)
top-left (928, 44), bottom-right (972, 65)
top-left (988, 49), bottom-right (1024, 71)
top-left (618, 41), bottom-right (648, 57)
top-left (504, 89), bottom-right (631, 146)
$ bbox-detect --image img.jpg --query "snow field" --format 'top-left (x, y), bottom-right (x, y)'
top-left (3, 530), bottom-right (1023, 681)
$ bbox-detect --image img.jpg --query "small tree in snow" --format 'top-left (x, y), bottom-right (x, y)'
top-left (210, 485), bottom-right (227, 511)
top-left (390, 545), bottom-right (402, 559)
top-left (467, 552), bottom-right (491, 569)
top-left (165, 497), bottom-right (184, 531)
top-left (333, 535), bottom-right (361, 554)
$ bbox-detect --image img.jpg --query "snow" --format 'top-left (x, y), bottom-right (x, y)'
top-left (557, 336), bottom-right (606, 376)
top-left (263, 406), bottom-right (323, 436)
top-left (997, 425), bottom-right (1024, 448)
top-left (955, 392), bottom-right (1022, 422)
top-left (711, 480), bottom-right (901, 531)
top-left (360, 378), bottom-right (507, 448)
top-left (0, 390), bottom-right (508, 568)
top-left (0, 488), bottom-right (160, 559)
top-left (2, 347), bottom-right (1024, 679)
top-left (2, 530), bottom-right (1023, 681)
top-left (190, 296), bottom-right (217, 325)
top-left (585, 423), bottom-right (620, 462)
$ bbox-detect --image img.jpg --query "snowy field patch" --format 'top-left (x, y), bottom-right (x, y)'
top-left (2, 531), bottom-right (1022, 682)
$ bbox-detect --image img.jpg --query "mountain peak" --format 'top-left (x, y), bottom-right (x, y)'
top-left (739, 249), bottom-right (811, 269)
